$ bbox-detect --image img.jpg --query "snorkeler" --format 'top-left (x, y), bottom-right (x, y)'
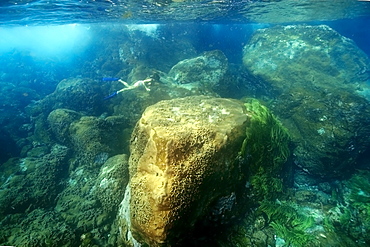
top-left (103, 77), bottom-right (152, 100)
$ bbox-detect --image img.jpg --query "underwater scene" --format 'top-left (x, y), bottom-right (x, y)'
top-left (1, 0), bottom-right (370, 246)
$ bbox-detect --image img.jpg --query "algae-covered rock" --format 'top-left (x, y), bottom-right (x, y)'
top-left (243, 25), bottom-right (370, 92)
top-left (0, 144), bottom-right (70, 245)
top-left (55, 162), bottom-right (111, 245)
top-left (27, 78), bottom-right (111, 147)
top-left (69, 116), bottom-right (127, 167)
top-left (167, 50), bottom-right (228, 88)
top-left (108, 74), bottom-right (221, 130)
top-left (69, 116), bottom-right (111, 166)
top-left (47, 108), bottom-right (82, 144)
top-left (242, 24), bottom-right (370, 178)
top-left (241, 98), bottom-right (291, 201)
top-left (6, 209), bottom-right (77, 247)
top-left (29, 78), bottom-right (109, 117)
top-left (332, 170), bottom-right (370, 244)
top-left (95, 154), bottom-right (129, 212)
top-left (118, 96), bottom-right (292, 246)
top-left (52, 78), bottom-right (108, 114)
top-left (0, 144), bottom-right (69, 219)
top-left (119, 96), bottom-right (248, 246)
top-left (117, 25), bottom-right (197, 72)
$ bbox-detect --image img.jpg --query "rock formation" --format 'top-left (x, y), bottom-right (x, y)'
top-left (119, 96), bottom-right (249, 246)
top-left (118, 95), bottom-right (291, 246)
top-left (167, 50), bottom-right (228, 88)
top-left (243, 24), bottom-right (370, 178)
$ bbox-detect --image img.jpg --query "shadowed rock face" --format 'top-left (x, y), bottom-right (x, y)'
top-left (120, 96), bottom-right (249, 246)
top-left (243, 24), bottom-right (370, 178)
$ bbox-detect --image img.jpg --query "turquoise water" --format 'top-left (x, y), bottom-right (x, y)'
top-left (0, 0), bottom-right (369, 25)
top-left (1, 1), bottom-right (370, 246)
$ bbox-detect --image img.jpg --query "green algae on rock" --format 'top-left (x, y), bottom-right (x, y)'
top-left (241, 98), bottom-right (291, 201)
top-left (243, 25), bottom-right (370, 92)
top-left (338, 170), bottom-right (370, 244)
top-left (47, 108), bottom-right (82, 145)
top-left (119, 96), bottom-right (248, 246)
top-left (242, 24), bottom-right (370, 178)
top-left (30, 78), bottom-right (109, 117)
top-left (54, 153), bottom-right (130, 246)
top-left (27, 78), bottom-right (113, 148)
top-left (118, 96), bottom-right (292, 246)
top-left (0, 145), bottom-right (72, 246)
top-left (95, 154), bottom-right (130, 213)
top-left (0, 145), bottom-right (69, 217)
top-left (9, 209), bottom-right (78, 247)
top-left (69, 116), bottom-right (113, 167)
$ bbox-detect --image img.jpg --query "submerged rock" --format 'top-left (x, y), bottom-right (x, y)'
top-left (120, 96), bottom-right (248, 246)
top-left (118, 96), bottom-right (291, 246)
top-left (340, 170), bottom-right (370, 244)
top-left (243, 24), bottom-right (370, 178)
top-left (48, 114), bottom-right (128, 167)
top-left (29, 78), bottom-right (109, 118)
top-left (95, 154), bottom-right (129, 213)
top-left (117, 25), bottom-right (197, 72)
top-left (243, 25), bottom-right (370, 92)
top-left (69, 116), bottom-right (112, 166)
top-left (12, 209), bottom-right (77, 247)
top-left (26, 77), bottom-right (113, 146)
top-left (0, 144), bottom-right (69, 220)
top-left (47, 108), bottom-right (82, 145)
top-left (167, 50), bottom-right (228, 88)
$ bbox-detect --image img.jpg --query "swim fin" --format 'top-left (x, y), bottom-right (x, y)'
top-left (104, 91), bottom-right (118, 100)
top-left (102, 77), bottom-right (120, 81)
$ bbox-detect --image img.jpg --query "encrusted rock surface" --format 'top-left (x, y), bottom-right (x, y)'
top-left (167, 50), bottom-right (228, 88)
top-left (47, 108), bottom-right (82, 145)
top-left (243, 25), bottom-right (370, 92)
top-left (95, 154), bottom-right (129, 212)
top-left (243, 24), bottom-right (370, 178)
top-left (119, 96), bottom-right (249, 246)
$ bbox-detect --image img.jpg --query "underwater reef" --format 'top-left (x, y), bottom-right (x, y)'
top-left (243, 24), bottom-right (370, 179)
top-left (118, 96), bottom-right (291, 246)
top-left (0, 24), bottom-right (370, 246)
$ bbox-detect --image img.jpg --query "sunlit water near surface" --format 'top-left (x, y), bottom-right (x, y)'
top-left (1, 0), bottom-right (370, 247)
top-left (1, 0), bottom-right (370, 25)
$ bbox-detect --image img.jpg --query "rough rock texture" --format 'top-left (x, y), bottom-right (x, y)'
top-left (0, 144), bottom-right (69, 219)
top-left (118, 28), bottom-right (197, 73)
top-left (110, 75), bottom-right (220, 125)
top-left (47, 108), bottom-right (82, 145)
top-left (120, 96), bottom-right (249, 246)
top-left (243, 25), bottom-right (370, 178)
top-left (8, 209), bottom-right (78, 247)
top-left (68, 116), bottom-right (128, 167)
top-left (27, 78), bottom-right (112, 145)
top-left (30, 78), bottom-right (109, 117)
top-left (95, 154), bottom-right (129, 212)
top-left (243, 25), bottom-right (370, 92)
top-left (167, 50), bottom-right (228, 88)
top-left (0, 145), bottom-right (71, 245)
top-left (69, 116), bottom-right (112, 166)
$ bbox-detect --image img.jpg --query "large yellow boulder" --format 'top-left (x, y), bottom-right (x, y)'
top-left (119, 96), bottom-right (249, 246)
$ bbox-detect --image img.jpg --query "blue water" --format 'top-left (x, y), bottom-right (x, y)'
top-left (1, 0), bottom-right (370, 25)
top-left (0, 0), bottom-right (370, 196)
top-left (1, 0), bottom-right (370, 246)
top-left (0, 0), bottom-right (369, 194)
